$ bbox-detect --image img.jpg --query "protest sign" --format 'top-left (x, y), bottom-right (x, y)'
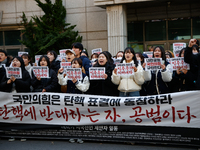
top-left (32, 66), bottom-right (49, 78)
top-left (113, 58), bottom-right (122, 65)
top-left (92, 48), bottom-right (102, 54)
top-left (168, 57), bottom-right (190, 71)
top-left (18, 52), bottom-right (28, 57)
top-left (116, 63), bottom-right (134, 75)
top-left (143, 51), bottom-right (153, 58)
top-left (5, 67), bottom-right (22, 79)
top-left (89, 67), bottom-right (105, 80)
top-left (145, 58), bottom-right (162, 71)
top-left (66, 68), bottom-right (82, 80)
top-left (35, 55), bottom-right (42, 66)
top-left (173, 43), bottom-right (186, 57)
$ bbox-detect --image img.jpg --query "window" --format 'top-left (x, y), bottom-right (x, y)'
top-left (145, 21), bottom-right (166, 41)
top-left (193, 18), bottom-right (200, 39)
top-left (128, 22), bottom-right (143, 42)
top-left (0, 31), bottom-right (3, 46)
top-left (168, 19), bottom-right (191, 40)
top-left (5, 30), bottom-right (21, 45)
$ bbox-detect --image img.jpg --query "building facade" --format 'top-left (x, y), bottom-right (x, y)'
top-left (0, 0), bottom-right (200, 57)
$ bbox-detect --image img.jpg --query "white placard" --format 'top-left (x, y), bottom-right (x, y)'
top-left (92, 48), bottom-right (102, 54)
top-left (116, 63), bottom-right (134, 75)
top-left (57, 55), bottom-right (66, 62)
top-left (89, 67), bottom-right (105, 80)
top-left (5, 67), bottom-right (22, 79)
top-left (35, 55), bottom-right (42, 66)
top-left (113, 58), bottom-right (122, 65)
top-left (173, 43), bottom-right (186, 58)
top-left (168, 57), bottom-right (190, 71)
top-left (18, 52), bottom-right (28, 57)
top-left (145, 58), bottom-right (162, 71)
top-left (66, 68), bottom-right (82, 80)
top-left (32, 66), bottom-right (49, 78)
top-left (59, 49), bottom-right (69, 57)
top-left (143, 51), bottom-right (153, 58)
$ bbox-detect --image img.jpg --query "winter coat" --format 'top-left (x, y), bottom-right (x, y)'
top-left (58, 72), bottom-right (90, 94)
top-left (143, 62), bottom-right (172, 95)
top-left (79, 56), bottom-right (92, 76)
top-left (31, 68), bottom-right (58, 92)
top-left (0, 69), bottom-right (31, 93)
top-left (184, 46), bottom-right (200, 89)
top-left (50, 59), bottom-right (61, 74)
top-left (111, 60), bottom-right (145, 92)
top-left (87, 62), bottom-right (119, 96)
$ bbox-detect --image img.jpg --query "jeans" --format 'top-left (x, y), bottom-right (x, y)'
top-left (119, 91), bottom-right (140, 97)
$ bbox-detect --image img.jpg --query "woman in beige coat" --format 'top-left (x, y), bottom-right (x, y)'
top-left (111, 47), bottom-right (145, 97)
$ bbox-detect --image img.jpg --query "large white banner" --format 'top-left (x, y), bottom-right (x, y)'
top-left (0, 91), bottom-right (199, 128)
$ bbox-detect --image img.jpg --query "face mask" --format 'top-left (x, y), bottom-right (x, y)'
top-left (117, 57), bottom-right (122, 59)
top-left (193, 52), bottom-right (198, 55)
top-left (92, 58), bottom-right (97, 62)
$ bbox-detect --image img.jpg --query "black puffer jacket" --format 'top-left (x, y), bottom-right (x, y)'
top-left (31, 69), bottom-right (58, 92)
top-left (87, 62), bottom-right (119, 96)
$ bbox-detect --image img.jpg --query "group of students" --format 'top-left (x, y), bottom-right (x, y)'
top-left (0, 39), bottom-right (199, 97)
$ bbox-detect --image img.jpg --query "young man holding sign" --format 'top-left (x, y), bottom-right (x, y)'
top-left (71, 42), bottom-right (91, 76)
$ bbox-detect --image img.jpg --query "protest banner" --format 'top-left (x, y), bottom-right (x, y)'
top-left (89, 67), bottom-right (105, 80)
top-left (66, 68), bottom-right (82, 80)
top-left (18, 52), bottom-right (28, 57)
top-left (143, 51), bottom-right (153, 58)
top-left (5, 67), bottom-right (22, 79)
top-left (34, 55), bottom-right (42, 66)
top-left (116, 63), bottom-right (134, 75)
top-left (173, 43), bottom-right (186, 57)
top-left (59, 49), bottom-right (68, 57)
top-left (144, 58), bottom-right (162, 71)
top-left (0, 91), bottom-right (199, 146)
top-left (32, 66), bottom-right (49, 78)
top-left (168, 57), bottom-right (190, 71)
top-left (92, 48), bottom-right (102, 54)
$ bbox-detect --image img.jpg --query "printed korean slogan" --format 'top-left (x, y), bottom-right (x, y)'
top-left (0, 91), bottom-right (199, 146)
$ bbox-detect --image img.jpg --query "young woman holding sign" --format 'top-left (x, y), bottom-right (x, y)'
top-left (0, 56), bottom-right (31, 93)
top-left (111, 47), bottom-right (145, 97)
top-left (31, 55), bottom-right (58, 92)
top-left (142, 46), bottom-right (172, 95)
top-left (57, 58), bottom-right (90, 94)
top-left (87, 51), bottom-right (118, 96)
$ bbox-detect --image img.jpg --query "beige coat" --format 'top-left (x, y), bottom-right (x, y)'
top-left (111, 60), bottom-right (145, 92)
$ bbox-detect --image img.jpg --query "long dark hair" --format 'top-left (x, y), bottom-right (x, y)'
top-left (121, 47), bottom-right (138, 67)
top-left (47, 50), bottom-right (58, 61)
top-left (71, 58), bottom-right (82, 68)
top-left (12, 56), bottom-right (26, 73)
top-left (94, 51), bottom-right (112, 67)
top-left (153, 46), bottom-right (167, 65)
top-left (179, 48), bottom-right (186, 57)
top-left (38, 55), bottom-right (50, 68)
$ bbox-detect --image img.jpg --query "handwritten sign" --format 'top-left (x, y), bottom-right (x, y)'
top-left (35, 55), bottom-right (42, 66)
top-left (173, 43), bottom-right (186, 57)
top-left (92, 48), bottom-right (102, 54)
top-left (116, 63), bottom-right (134, 75)
top-left (18, 52), bottom-right (28, 57)
top-left (6, 67), bottom-right (22, 79)
top-left (89, 67), bottom-right (105, 80)
top-left (143, 51), bottom-right (153, 58)
top-left (66, 68), bottom-right (82, 80)
top-left (33, 66), bottom-right (49, 78)
top-left (145, 58), bottom-right (162, 71)
top-left (168, 57), bottom-right (190, 70)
